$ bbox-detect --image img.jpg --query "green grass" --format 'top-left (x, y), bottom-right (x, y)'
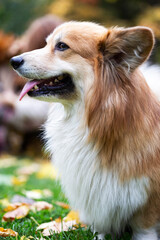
top-left (0, 157), bottom-right (132, 240)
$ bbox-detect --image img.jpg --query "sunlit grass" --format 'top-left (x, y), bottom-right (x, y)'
top-left (0, 157), bottom-right (131, 240)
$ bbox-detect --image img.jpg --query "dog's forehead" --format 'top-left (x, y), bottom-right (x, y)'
top-left (48, 21), bottom-right (107, 44)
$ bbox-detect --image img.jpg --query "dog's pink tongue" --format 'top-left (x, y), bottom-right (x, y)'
top-left (19, 80), bottom-right (39, 101)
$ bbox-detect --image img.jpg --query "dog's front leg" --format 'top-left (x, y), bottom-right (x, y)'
top-left (132, 228), bottom-right (158, 240)
top-left (94, 233), bottom-right (106, 240)
top-left (91, 226), bottom-right (106, 240)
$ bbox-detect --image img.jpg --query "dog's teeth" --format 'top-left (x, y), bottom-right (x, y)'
top-left (57, 75), bottom-right (63, 80)
top-left (34, 85), bottom-right (38, 90)
top-left (54, 79), bottom-right (59, 83)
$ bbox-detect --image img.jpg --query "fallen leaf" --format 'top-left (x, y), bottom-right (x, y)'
top-left (73, 223), bottom-right (87, 229)
top-left (17, 163), bottom-right (40, 176)
top-left (37, 221), bottom-right (56, 230)
top-left (11, 195), bottom-right (35, 205)
top-left (55, 217), bottom-right (62, 223)
top-left (3, 205), bottom-right (30, 221)
top-left (4, 203), bottom-right (23, 212)
top-left (43, 220), bottom-right (77, 236)
top-left (23, 189), bottom-right (52, 199)
top-left (64, 210), bottom-right (80, 223)
top-left (0, 198), bottom-right (10, 207)
top-left (0, 227), bottom-right (18, 237)
top-left (36, 162), bottom-right (58, 179)
top-left (0, 155), bottom-right (17, 168)
top-left (43, 189), bottom-right (53, 197)
top-left (20, 236), bottom-right (34, 240)
top-left (54, 201), bottom-right (70, 209)
top-left (37, 220), bottom-right (77, 235)
top-left (30, 201), bottom-right (53, 212)
top-left (37, 210), bottom-right (81, 236)
top-left (12, 176), bottom-right (28, 185)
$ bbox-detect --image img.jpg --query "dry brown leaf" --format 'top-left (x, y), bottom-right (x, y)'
top-left (3, 205), bottom-right (30, 221)
top-left (37, 220), bottom-right (77, 236)
top-left (43, 220), bottom-right (77, 236)
top-left (54, 201), bottom-right (70, 209)
top-left (0, 227), bottom-right (18, 237)
top-left (31, 201), bottom-right (53, 212)
top-left (37, 221), bottom-right (55, 230)
top-left (3, 198), bottom-right (53, 221)
top-left (4, 203), bottom-right (26, 212)
top-left (37, 210), bottom-right (82, 236)
top-left (17, 163), bottom-right (40, 176)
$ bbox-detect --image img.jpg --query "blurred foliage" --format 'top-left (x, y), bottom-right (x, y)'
top-left (0, 0), bottom-right (160, 62)
top-left (138, 6), bottom-right (160, 38)
top-left (137, 6), bottom-right (160, 63)
top-left (0, 0), bottom-right (52, 35)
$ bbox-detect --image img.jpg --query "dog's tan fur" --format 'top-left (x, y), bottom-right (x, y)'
top-left (47, 22), bottom-right (160, 234)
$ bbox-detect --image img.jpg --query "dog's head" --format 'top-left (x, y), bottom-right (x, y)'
top-left (10, 21), bottom-right (154, 105)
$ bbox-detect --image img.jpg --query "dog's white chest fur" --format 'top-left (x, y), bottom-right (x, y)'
top-left (45, 103), bottom-right (149, 233)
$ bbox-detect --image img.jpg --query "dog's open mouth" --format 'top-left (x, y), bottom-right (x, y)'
top-left (19, 74), bottom-right (75, 101)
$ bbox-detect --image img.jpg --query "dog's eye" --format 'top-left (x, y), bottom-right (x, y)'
top-left (55, 42), bottom-right (69, 51)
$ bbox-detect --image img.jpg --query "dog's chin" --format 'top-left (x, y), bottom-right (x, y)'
top-left (19, 73), bottom-right (75, 101)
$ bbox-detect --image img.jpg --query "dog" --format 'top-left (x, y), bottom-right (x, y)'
top-left (10, 21), bottom-right (160, 240)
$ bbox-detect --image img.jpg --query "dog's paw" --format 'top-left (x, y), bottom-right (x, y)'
top-left (94, 233), bottom-right (106, 240)
top-left (132, 228), bottom-right (158, 240)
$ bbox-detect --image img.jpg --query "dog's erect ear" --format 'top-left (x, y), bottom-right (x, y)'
top-left (101, 27), bottom-right (154, 71)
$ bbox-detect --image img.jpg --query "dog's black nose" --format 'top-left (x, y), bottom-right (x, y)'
top-left (10, 56), bottom-right (24, 70)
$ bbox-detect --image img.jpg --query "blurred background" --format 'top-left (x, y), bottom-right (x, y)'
top-left (0, 0), bottom-right (160, 157)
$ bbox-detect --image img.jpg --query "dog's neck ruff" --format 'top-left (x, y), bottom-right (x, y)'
top-left (44, 102), bottom-right (149, 234)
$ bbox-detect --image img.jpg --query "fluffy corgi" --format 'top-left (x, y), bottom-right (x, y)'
top-left (10, 21), bottom-right (160, 240)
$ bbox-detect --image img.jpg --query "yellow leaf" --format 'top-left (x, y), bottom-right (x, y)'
top-left (20, 236), bottom-right (34, 240)
top-left (36, 163), bottom-right (58, 179)
top-left (64, 210), bottom-right (80, 223)
top-left (0, 227), bottom-right (18, 237)
top-left (55, 217), bottom-right (62, 223)
top-left (4, 203), bottom-right (24, 212)
top-left (0, 198), bottom-right (10, 207)
top-left (12, 176), bottom-right (28, 186)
